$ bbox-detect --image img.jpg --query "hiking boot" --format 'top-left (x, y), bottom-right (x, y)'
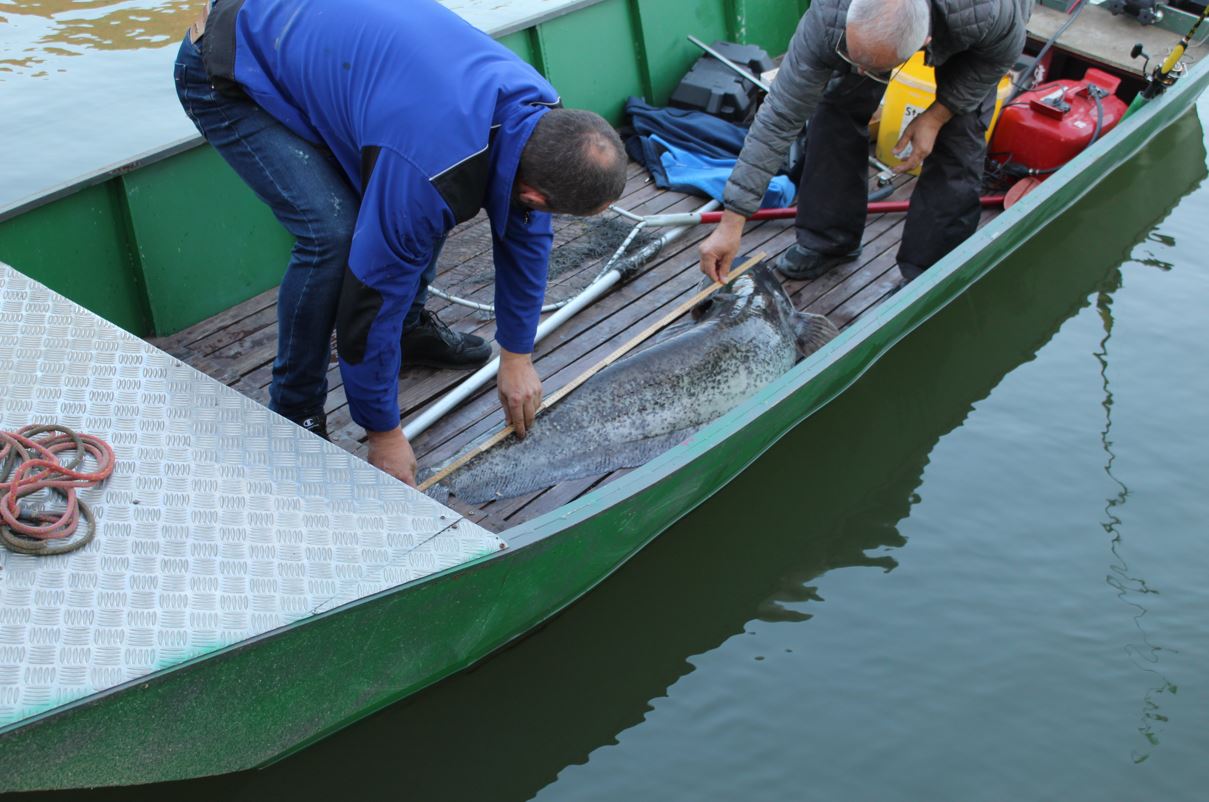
top-left (773, 244), bottom-right (862, 281)
top-left (402, 309), bottom-right (491, 370)
top-left (294, 409), bottom-right (330, 441)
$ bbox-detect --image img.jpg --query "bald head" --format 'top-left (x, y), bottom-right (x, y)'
top-left (845, 0), bottom-right (930, 72)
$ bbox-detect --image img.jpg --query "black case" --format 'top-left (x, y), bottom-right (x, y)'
top-left (668, 41), bottom-right (776, 123)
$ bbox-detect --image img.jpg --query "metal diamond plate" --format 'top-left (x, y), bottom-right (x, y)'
top-left (0, 261), bottom-right (503, 729)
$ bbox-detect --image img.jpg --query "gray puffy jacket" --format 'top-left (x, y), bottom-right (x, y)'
top-left (724, 0), bottom-right (1032, 217)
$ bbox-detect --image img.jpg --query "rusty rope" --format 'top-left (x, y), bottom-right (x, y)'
top-left (0, 425), bottom-right (116, 556)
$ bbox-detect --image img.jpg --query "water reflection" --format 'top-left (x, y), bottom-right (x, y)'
top-left (1094, 279), bottom-right (1177, 765)
top-left (0, 0), bottom-right (196, 76)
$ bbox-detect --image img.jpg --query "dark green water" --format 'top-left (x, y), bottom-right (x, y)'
top-left (21, 102), bottom-right (1208, 801)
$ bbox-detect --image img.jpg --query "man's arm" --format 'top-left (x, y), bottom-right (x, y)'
top-left (337, 150), bottom-right (453, 486)
top-left (701, 6), bottom-right (837, 281)
top-left (723, 8), bottom-right (837, 218)
top-left (489, 206), bottom-right (553, 438)
top-left (895, 0), bottom-right (1028, 175)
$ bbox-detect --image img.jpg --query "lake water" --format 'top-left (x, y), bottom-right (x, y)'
top-left (7, 2), bottom-right (1209, 799)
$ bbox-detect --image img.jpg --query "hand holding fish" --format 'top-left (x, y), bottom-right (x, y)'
top-left (698, 210), bottom-right (747, 283)
top-left (366, 426), bottom-right (419, 487)
top-left (499, 348), bottom-right (543, 439)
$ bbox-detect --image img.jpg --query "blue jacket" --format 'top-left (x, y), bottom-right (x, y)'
top-left (209, 0), bottom-right (559, 431)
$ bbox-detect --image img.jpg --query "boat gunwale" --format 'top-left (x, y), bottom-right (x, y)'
top-left (0, 135), bottom-right (202, 224)
top-left (461, 0), bottom-right (611, 39)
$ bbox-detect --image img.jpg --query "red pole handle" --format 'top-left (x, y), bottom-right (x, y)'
top-left (696, 195), bottom-right (1006, 224)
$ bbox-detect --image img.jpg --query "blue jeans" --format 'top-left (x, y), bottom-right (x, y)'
top-left (173, 35), bottom-right (437, 421)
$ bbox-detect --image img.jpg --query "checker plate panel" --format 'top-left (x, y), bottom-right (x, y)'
top-left (0, 262), bottom-right (503, 729)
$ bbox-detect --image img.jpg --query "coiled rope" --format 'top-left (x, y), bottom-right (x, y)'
top-left (0, 425), bottom-right (116, 556)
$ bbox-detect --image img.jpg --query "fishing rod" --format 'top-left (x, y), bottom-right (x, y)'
top-left (1126, 3), bottom-right (1209, 115)
top-left (1007, 0), bottom-right (1091, 103)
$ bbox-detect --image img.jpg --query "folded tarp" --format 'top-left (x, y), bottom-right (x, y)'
top-left (623, 97), bottom-right (796, 209)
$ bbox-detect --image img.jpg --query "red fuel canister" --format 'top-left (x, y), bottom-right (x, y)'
top-left (989, 68), bottom-right (1128, 174)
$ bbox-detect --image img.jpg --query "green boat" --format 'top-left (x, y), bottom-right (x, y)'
top-left (1, 0), bottom-right (1207, 791)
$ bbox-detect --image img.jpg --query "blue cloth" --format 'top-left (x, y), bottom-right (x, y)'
top-left (221, 0), bottom-right (558, 431)
top-left (624, 97), bottom-right (795, 209)
top-left (650, 134), bottom-right (795, 209)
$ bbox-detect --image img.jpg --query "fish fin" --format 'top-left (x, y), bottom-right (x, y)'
top-left (792, 312), bottom-right (840, 358)
top-left (442, 426), bottom-right (700, 504)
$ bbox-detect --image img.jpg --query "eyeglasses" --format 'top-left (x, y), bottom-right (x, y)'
top-left (835, 32), bottom-right (906, 86)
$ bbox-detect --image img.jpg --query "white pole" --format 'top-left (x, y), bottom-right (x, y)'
top-left (402, 199), bottom-right (720, 441)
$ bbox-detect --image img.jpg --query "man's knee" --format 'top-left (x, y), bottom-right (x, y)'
top-left (299, 199), bottom-right (357, 263)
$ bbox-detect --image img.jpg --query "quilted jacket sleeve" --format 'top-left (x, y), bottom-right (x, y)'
top-left (722, 4), bottom-right (841, 218)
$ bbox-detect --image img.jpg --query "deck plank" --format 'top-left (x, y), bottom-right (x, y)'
top-left (148, 157), bottom-right (1002, 533)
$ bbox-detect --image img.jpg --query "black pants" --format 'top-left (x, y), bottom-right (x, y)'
top-left (794, 64), bottom-right (996, 278)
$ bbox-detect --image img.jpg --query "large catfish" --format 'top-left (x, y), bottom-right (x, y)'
top-left (433, 264), bottom-right (839, 504)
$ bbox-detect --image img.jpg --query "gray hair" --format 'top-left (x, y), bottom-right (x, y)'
top-left (846, 0), bottom-right (931, 62)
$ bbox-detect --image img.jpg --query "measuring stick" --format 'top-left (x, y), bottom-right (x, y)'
top-left (417, 251), bottom-right (768, 492)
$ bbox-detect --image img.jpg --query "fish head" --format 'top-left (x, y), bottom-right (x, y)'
top-left (690, 263), bottom-right (782, 323)
top-left (691, 263), bottom-right (839, 358)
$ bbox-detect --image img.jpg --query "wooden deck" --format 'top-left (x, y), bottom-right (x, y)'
top-left (150, 160), bottom-right (999, 532)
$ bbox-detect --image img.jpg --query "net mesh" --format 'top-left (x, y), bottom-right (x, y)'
top-left (429, 211), bottom-right (660, 314)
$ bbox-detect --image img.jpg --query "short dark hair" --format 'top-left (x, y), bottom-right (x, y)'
top-left (519, 108), bottom-right (627, 215)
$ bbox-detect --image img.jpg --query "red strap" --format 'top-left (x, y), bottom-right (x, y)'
top-left (0, 426), bottom-right (115, 549)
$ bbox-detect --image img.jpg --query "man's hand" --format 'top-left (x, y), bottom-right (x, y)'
top-left (366, 426), bottom-right (418, 487)
top-left (892, 102), bottom-right (955, 174)
top-left (698, 210), bottom-right (747, 284)
top-left (498, 348), bottom-right (542, 439)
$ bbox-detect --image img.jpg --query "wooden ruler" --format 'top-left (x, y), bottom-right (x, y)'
top-left (418, 252), bottom-right (767, 492)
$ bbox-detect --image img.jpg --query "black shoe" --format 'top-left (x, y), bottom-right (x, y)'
top-left (284, 407), bottom-right (330, 441)
top-left (773, 244), bottom-right (861, 281)
top-left (298, 410), bottom-right (330, 441)
top-left (402, 309), bottom-right (492, 370)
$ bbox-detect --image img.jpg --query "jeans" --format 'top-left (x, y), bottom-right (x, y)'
top-left (793, 64), bottom-right (996, 278)
top-left (173, 35), bottom-right (437, 421)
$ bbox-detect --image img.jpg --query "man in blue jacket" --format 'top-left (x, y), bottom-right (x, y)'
top-left (175, 0), bottom-right (627, 486)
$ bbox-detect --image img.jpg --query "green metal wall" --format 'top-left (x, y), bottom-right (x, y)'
top-left (508, 0), bottom-right (811, 122)
top-left (0, 0), bottom-right (808, 336)
top-left (124, 147), bottom-right (295, 335)
top-left (0, 183), bottom-right (152, 334)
